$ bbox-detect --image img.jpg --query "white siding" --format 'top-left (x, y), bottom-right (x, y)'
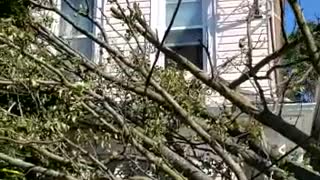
top-left (101, 0), bottom-right (151, 74)
top-left (104, 0), bottom-right (150, 47)
top-left (215, 0), bottom-right (274, 103)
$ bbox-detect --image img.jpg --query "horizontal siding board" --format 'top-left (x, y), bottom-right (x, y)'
top-left (217, 64), bottom-right (270, 74)
top-left (216, 35), bottom-right (268, 44)
top-left (217, 40), bottom-right (268, 50)
top-left (217, 52), bottom-right (269, 60)
top-left (217, 5), bottom-right (267, 13)
top-left (217, 48), bottom-right (268, 53)
top-left (220, 71), bottom-right (269, 81)
top-left (216, 20), bottom-right (268, 29)
top-left (217, 45), bottom-right (268, 52)
top-left (217, 15), bottom-right (267, 23)
top-left (217, 27), bottom-right (268, 36)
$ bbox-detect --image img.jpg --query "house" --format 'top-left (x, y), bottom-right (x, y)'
top-left (52, 0), bottom-right (284, 102)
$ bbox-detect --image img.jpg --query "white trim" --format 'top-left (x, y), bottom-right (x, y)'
top-left (209, 0), bottom-right (218, 70)
top-left (170, 25), bottom-right (203, 30)
top-left (202, 0), bottom-right (208, 71)
top-left (51, 0), bottom-right (62, 35)
top-left (150, 0), bottom-right (165, 67)
top-left (204, 0), bottom-right (216, 71)
top-left (266, 0), bottom-right (278, 96)
top-left (61, 34), bottom-right (89, 39)
top-left (166, 42), bottom-right (201, 47)
top-left (93, 0), bottom-right (104, 63)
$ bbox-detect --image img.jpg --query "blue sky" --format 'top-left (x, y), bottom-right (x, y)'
top-left (285, 0), bottom-right (320, 33)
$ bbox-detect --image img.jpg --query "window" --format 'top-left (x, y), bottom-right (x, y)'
top-left (59, 0), bottom-right (94, 59)
top-left (164, 0), bottom-right (204, 69)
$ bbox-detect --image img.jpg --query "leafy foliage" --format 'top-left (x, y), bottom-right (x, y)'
top-left (0, 16), bottom-right (217, 178)
top-left (283, 21), bottom-right (320, 102)
top-left (0, 0), bottom-right (30, 25)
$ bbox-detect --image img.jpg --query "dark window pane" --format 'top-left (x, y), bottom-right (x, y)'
top-left (165, 29), bottom-right (202, 45)
top-left (165, 45), bottom-right (203, 69)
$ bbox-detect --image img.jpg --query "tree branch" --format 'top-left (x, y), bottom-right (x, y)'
top-left (0, 152), bottom-right (78, 180)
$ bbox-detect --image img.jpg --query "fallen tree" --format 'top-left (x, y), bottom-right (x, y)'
top-left (0, 0), bottom-right (319, 179)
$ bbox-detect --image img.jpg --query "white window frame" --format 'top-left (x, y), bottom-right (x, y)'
top-left (54, 0), bottom-right (103, 63)
top-left (150, 0), bottom-right (216, 72)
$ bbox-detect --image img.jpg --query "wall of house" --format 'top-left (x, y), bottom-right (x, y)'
top-left (213, 0), bottom-right (275, 104)
top-left (101, 0), bottom-right (151, 75)
top-left (102, 0), bottom-right (277, 104)
top-left (104, 0), bottom-right (150, 47)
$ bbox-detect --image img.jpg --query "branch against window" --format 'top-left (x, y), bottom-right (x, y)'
top-left (59, 0), bottom-right (94, 59)
top-left (164, 0), bottom-right (204, 69)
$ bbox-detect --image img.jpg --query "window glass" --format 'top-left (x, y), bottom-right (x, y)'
top-left (60, 0), bottom-right (94, 37)
top-left (66, 37), bottom-right (93, 59)
top-left (59, 0), bottom-right (94, 60)
top-left (165, 29), bottom-right (202, 45)
top-left (166, 45), bottom-right (203, 69)
top-left (166, 0), bottom-right (202, 27)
